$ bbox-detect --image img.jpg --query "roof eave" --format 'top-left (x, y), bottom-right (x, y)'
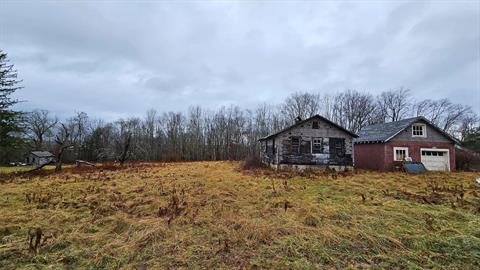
top-left (258, 114), bottom-right (358, 141)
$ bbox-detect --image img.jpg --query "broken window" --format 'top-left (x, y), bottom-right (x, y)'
top-left (312, 121), bottom-right (319, 129)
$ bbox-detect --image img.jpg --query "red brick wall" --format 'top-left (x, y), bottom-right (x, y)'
top-left (354, 143), bottom-right (386, 170)
top-left (385, 141), bottom-right (456, 171)
top-left (354, 141), bottom-right (456, 171)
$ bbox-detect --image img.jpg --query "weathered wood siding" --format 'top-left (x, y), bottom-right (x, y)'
top-left (261, 139), bottom-right (276, 164)
top-left (391, 121), bottom-right (451, 143)
top-left (262, 117), bottom-right (354, 166)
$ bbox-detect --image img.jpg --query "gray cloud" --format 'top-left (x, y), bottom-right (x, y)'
top-left (0, 1), bottom-right (478, 120)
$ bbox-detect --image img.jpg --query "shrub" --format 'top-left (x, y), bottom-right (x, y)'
top-left (456, 148), bottom-right (480, 171)
top-left (241, 154), bottom-right (266, 170)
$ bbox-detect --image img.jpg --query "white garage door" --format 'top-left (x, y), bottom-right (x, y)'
top-left (421, 149), bottom-right (450, 171)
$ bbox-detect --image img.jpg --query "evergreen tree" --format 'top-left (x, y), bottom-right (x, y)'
top-left (462, 127), bottom-right (480, 152)
top-left (0, 50), bottom-right (24, 163)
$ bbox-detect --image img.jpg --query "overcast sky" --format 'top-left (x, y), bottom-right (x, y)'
top-left (0, 1), bottom-right (479, 120)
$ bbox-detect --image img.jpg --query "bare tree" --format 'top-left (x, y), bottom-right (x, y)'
top-left (54, 123), bottom-right (74, 172)
top-left (331, 90), bottom-right (377, 133)
top-left (114, 119), bottom-right (136, 165)
top-left (377, 87), bottom-right (411, 122)
top-left (117, 133), bottom-right (131, 166)
top-left (281, 91), bottom-right (321, 123)
top-left (186, 106), bottom-right (204, 160)
top-left (319, 94), bottom-right (335, 121)
top-left (82, 120), bottom-right (113, 161)
top-left (414, 98), bottom-right (474, 135)
top-left (441, 104), bottom-right (473, 134)
top-left (457, 114), bottom-right (479, 141)
top-left (15, 87), bottom-right (478, 164)
top-left (414, 99), bottom-right (453, 125)
top-left (25, 109), bottom-right (58, 150)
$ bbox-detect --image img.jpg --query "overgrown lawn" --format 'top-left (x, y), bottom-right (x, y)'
top-left (0, 162), bottom-right (479, 269)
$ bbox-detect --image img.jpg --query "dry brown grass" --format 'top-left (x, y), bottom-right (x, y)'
top-left (0, 161), bottom-right (479, 269)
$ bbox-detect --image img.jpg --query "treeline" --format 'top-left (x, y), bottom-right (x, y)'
top-left (12, 89), bottom-right (478, 164)
top-left (1, 50), bottom-right (479, 164)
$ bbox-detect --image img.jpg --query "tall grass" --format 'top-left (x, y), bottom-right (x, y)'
top-left (0, 162), bottom-right (479, 269)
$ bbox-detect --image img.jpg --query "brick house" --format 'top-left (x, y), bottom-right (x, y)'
top-left (354, 116), bottom-right (458, 171)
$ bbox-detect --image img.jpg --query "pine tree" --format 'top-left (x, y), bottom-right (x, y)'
top-left (0, 50), bottom-right (24, 163)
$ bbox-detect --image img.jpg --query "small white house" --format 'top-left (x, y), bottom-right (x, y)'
top-left (27, 151), bottom-right (55, 166)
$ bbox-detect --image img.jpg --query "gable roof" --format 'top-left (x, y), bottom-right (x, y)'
top-left (259, 114), bottom-right (358, 141)
top-left (354, 116), bottom-right (458, 144)
top-left (31, 151), bottom-right (55, 157)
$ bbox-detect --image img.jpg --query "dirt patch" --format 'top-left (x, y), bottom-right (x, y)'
top-left (387, 190), bottom-right (446, 204)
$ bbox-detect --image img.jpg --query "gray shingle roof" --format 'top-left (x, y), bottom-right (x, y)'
top-left (31, 151), bottom-right (55, 157)
top-left (354, 116), bottom-right (458, 144)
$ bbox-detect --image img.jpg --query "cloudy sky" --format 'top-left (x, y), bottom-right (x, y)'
top-left (0, 1), bottom-right (479, 120)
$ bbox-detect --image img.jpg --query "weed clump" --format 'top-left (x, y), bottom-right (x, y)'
top-left (241, 154), bottom-right (266, 170)
top-left (157, 188), bottom-right (188, 226)
top-left (303, 215), bottom-right (320, 227)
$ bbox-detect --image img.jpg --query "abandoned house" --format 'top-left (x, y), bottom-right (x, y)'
top-left (354, 116), bottom-right (458, 172)
top-left (259, 115), bottom-right (358, 169)
top-left (27, 151), bottom-right (55, 166)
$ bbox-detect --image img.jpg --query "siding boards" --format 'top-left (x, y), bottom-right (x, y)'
top-left (391, 121), bottom-right (451, 142)
top-left (274, 118), bottom-right (354, 166)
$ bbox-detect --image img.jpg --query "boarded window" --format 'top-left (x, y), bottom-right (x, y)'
top-left (291, 137), bottom-right (300, 154)
top-left (329, 138), bottom-right (346, 158)
top-left (301, 139), bottom-right (311, 154)
top-left (312, 121), bottom-right (319, 129)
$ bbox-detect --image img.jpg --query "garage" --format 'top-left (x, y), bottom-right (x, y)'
top-left (421, 149), bottom-right (450, 171)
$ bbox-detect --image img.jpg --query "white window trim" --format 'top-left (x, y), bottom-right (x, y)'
top-left (393, 147), bottom-right (409, 161)
top-left (412, 123), bottom-right (427, 138)
top-left (311, 137), bottom-right (322, 154)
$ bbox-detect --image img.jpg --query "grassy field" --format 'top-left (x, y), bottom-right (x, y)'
top-left (0, 162), bottom-right (479, 269)
top-left (0, 166), bottom-right (35, 174)
top-left (0, 165), bottom-right (63, 174)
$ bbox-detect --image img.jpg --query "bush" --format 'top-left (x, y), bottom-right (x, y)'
top-left (456, 148), bottom-right (480, 171)
top-left (241, 154), bottom-right (266, 170)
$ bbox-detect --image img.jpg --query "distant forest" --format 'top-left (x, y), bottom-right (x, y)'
top-left (1, 50), bottom-right (479, 164)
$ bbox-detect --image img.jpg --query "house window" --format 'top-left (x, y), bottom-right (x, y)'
top-left (312, 137), bottom-right (323, 153)
top-left (312, 121), bottom-right (319, 129)
top-left (393, 147), bottom-right (409, 161)
top-left (412, 124), bottom-right (426, 137)
top-left (422, 150), bottom-right (444, 156)
top-left (291, 137), bottom-right (300, 154)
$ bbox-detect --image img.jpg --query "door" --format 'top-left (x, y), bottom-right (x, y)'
top-left (420, 149), bottom-right (450, 171)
